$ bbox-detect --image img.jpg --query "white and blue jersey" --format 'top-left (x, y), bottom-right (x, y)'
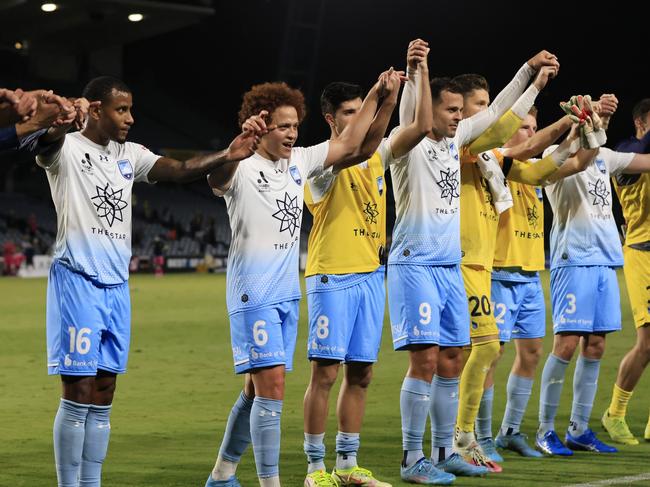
top-left (37, 131), bottom-right (160, 375)
top-left (220, 143), bottom-right (328, 373)
top-left (389, 134), bottom-right (464, 265)
top-left (387, 121), bottom-right (477, 349)
top-left (221, 143), bottom-right (328, 313)
top-left (37, 131), bottom-right (160, 284)
top-left (544, 147), bottom-right (633, 269)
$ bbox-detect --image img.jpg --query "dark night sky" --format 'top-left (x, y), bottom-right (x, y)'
top-left (122, 0), bottom-right (647, 149)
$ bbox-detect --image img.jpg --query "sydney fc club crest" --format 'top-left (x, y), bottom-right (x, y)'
top-left (117, 159), bottom-right (134, 180)
top-left (289, 165), bottom-right (302, 185)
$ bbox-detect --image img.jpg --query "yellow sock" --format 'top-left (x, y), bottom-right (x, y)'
top-left (608, 383), bottom-right (633, 418)
top-left (456, 340), bottom-right (500, 432)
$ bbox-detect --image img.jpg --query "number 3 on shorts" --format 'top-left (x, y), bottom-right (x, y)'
top-left (565, 293), bottom-right (577, 314)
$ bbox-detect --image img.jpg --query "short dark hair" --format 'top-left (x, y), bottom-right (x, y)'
top-left (320, 82), bottom-right (363, 116)
top-left (632, 98), bottom-right (650, 122)
top-left (82, 76), bottom-right (131, 103)
top-left (429, 77), bottom-right (464, 102)
top-left (452, 74), bottom-right (490, 96)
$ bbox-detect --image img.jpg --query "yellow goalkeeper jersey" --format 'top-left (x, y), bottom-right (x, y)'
top-left (460, 111), bottom-right (522, 270)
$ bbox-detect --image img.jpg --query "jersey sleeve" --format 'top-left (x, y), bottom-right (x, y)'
top-left (35, 137), bottom-right (66, 172)
top-left (505, 156), bottom-right (559, 185)
top-left (292, 141), bottom-right (330, 180)
top-left (374, 137), bottom-right (397, 171)
top-left (600, 147), bottom-right (635, 176)
top-left (131, 143), bottom-right (162, 183)
top-left (307, 166), bottom-right (336, 204)
top-left (467, 110), bottom-right (522, 155)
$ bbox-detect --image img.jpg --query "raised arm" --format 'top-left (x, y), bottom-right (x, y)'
top-left (333, 70), bottom-right (404, 171)
top-left (17, 92), bottom-right (78, 145)
top-left (461, 59), bottom-right (558, 146)
top-left (622, 152), bottom-right (650, 174)
top-left (503, 124), bottom-right (592, 185)
top-left (504, 115), bottom-right (573, 161)
top-left (390, 48), bottom-right (433, 159)
top-left (0, 88), bottom-right (37, 128)
top-left (163, 115), bottom-right (263, 185)
top-left (324, 69), bottom-right (403, 169)
top-left (467, 66), bottom-right (558, 155)
top-left (398, 39), bottom-right (428, 127)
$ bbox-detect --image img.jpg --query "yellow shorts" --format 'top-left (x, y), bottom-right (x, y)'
top-left (623, 246), bottom-right (650, 328)
top-left (461, 265), bottom-right (498, 338)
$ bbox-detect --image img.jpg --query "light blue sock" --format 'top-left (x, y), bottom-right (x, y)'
top-left (335, 431), bottom-right (360, 470)
top-left (79, 404), bottom-right (112, 487)
top-left (538, 354), bottom-right (569, 435)
top-left (430, 375), bottom-right (458, 464)
top-left (476, 385), bottom-right (494, 440)
top-left (54, 398), bottom-right (90, 487)
top-left (304, 432), bottom-right (326, 473)
top-left (250, 397), bottom-right (282, 479)
top-left (219, 391), bottom-right (254, 462)
top-left (569, 355), bottom-right (601, 436)
top-left (501, 374), bottom-right (534, 435)
top-left (400, 377), bottom-right (431, 466)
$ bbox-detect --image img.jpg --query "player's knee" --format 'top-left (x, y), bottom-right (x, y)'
top-left (408, 344), bottom-right (438, 375)
top-left (553, 336), bottom-right (578, 361)
top-left (438, 347), bottom-right (463, 377)
top-left (409, 353), bottom-right (437, 378)
top-left (93, 384), bottom-right (116, 405)
top-left (636, 339), bottom-right (650, 362)
top-left (346, 363), bottom-right (373, 389)
top-left (61, 375), bottom-right (95, 404)
top-left (252, 367), bottom-right (286, 399)
top-left (491, 344), bottom-right (505, 367)
top-left (580, 333), bottom-right (606, 359)
top-left (473, 339), bottom-right (500, 363)
top-left (522, 343), bottom-right (543, 368)
top-left (311, 361), bottom-right (339, 390)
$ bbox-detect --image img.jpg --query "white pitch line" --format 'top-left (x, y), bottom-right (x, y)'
top-left (561, 473), bottom-right (650, 487)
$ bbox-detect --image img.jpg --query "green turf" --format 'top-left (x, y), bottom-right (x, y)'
top-left (1, 271), bottom-right (649, 486)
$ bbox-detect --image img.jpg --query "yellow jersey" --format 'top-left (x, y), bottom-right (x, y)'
top-left (613, 173), bottom-right (650, 248)
top-left (460, 111), bottom-right (522, 270)
top-left (493, 180), bottom-right (545, 271)
top-left (304, 146), bottom-right (388, 276)
top-left (460, 159), bottom-right (500, 270)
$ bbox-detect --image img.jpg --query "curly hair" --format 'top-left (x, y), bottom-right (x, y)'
top-left (238, 82), bottom-right (306, 126)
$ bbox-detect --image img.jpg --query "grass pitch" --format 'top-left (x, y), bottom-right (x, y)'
top-left (1, 271), bottom-right (649, 486)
